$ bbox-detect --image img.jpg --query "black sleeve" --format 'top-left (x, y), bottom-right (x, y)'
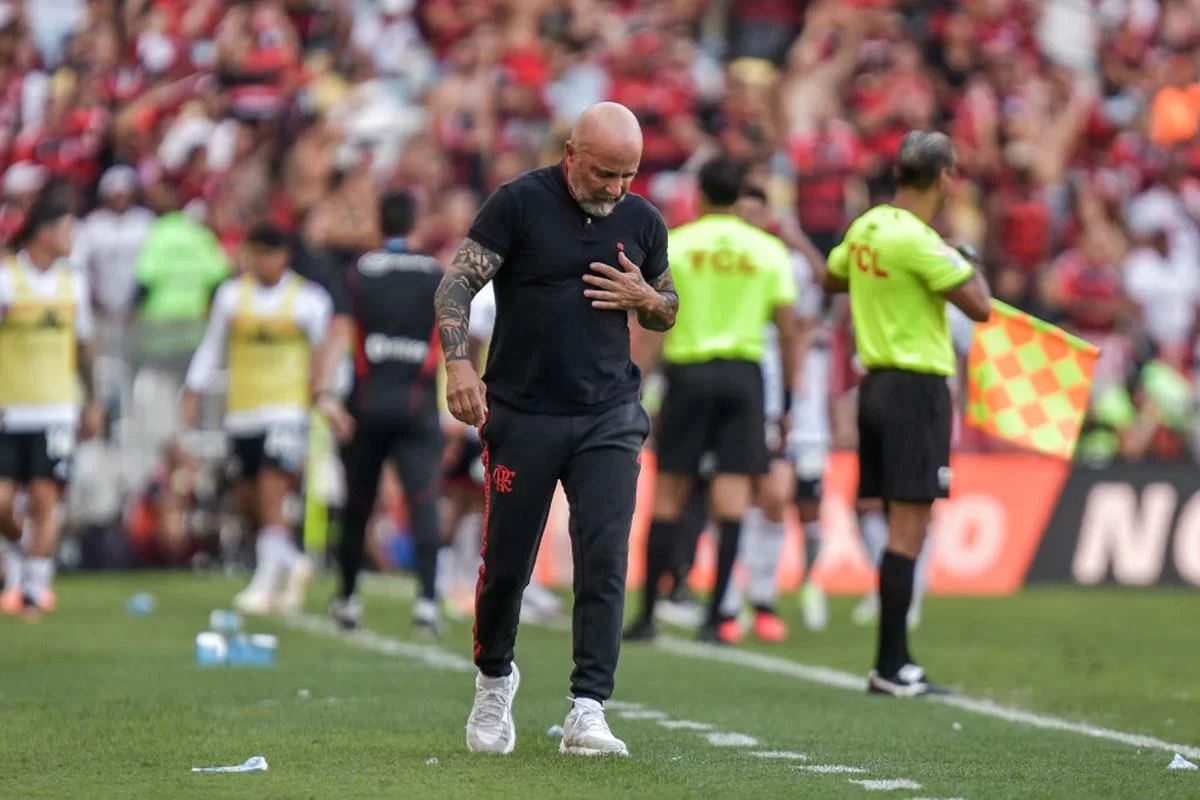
top-left (466, 184), bottom-right (519, 258)
top-left (640, 206), bottom-right (669, 283)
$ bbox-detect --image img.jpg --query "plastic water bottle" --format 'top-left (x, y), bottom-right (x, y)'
top-left (195, 632), bottom-right (228, 666)
top-left (208, 609), bottom-right (243, 634)
top-left (126, 592), bottom-right (155, 616)
top-left (248, 634), bottom-right (278, 666)
top-left (226, 633), bottom-right (277, 666)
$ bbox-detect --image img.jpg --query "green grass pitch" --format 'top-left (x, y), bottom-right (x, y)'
top-left (1, 573), bottom-right (1198, 799)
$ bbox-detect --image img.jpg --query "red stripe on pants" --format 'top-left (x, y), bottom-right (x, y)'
top-left (471, 404), bottom-right (491, 662)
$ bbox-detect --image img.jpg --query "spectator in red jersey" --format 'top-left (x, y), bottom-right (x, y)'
top-left (986, 160), bottom-right (1053, 312)
top-left (726, 0), bottom-right (808, 67)
top-left (607, 30), bottom-right (702, 197)
top-left (709, 58), bottom-right (779, 167)
top-left (787, 105), bottom-right (861, 256)
top-left (1043, 223), bottom-right (1133, 344)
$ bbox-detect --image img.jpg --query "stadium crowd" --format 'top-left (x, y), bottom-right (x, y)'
top-left (0, 0), bottom-right (1197, 569)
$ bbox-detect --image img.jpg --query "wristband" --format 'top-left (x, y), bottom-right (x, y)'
top-left (781, 387), bottom-right (793, 415)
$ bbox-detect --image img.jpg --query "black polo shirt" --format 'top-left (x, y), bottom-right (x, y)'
top-left (468, 162), bottom-right (669, 415)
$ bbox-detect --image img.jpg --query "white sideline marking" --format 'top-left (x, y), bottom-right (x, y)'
top-left (655, 635), bottom-right (1200, 760)
top-left (618, 710), bottom-right (667, 720)
top-left (748, 751), bottom-right (807, 760)
top-left (282, 614), bottom-right (474, 673)
top-left (658, 720), bottom-right (714, 731)
top-left (706, 732), bottom-right (759, 747)
top-left (798, 765), bottom-right (868, 774)
top-left (851, 779), bottom-right (922, 791)
top-left (910, 796), bottom-right (966, 800)
top-left (606, 700), bottom-right (644, 711)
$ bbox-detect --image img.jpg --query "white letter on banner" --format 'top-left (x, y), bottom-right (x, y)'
top-left (932, 495), bottom-right (1006, 577)
top-left (1172, 491), bottom-right (1200, 586)
top-left (1072, 483), bottom-right (1175, 586)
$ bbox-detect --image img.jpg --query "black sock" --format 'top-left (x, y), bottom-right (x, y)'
top-left (409, 498), bottom-right (440, 603)
top-left (708, 519), bottom-right (742, 627)
top-left (339, 497), bottom-right (371, 600)
top-left (876, 550), bottom-right (916, 675)
top-left (641, 519), bottom-right (676, 624)
top-left (803, 520), bottom-right (821, 574)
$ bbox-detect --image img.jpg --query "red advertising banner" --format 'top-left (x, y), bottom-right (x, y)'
top-left (529, 451), bottom-right (1070, 596)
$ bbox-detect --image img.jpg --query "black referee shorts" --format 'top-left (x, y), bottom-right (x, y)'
top-left (657, 360), bottom-right (768, 477)
top-left (857, 368), bottom-right (952, 503)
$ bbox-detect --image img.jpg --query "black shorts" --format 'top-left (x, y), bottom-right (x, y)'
top-left (857, 369), bottom-right (952, 503)
top-left (794, 477), bottom-right (822, 502)
top-left (227, 424), bottom-right (308, 482)
top-left (657, 360), bottom-right (768, 477)
top-left (0, 428), bottom-right (74, 484)
top-left (445, 436), bottom-right (485, 487)
top-left (342, 415), bottom-right (443, 502)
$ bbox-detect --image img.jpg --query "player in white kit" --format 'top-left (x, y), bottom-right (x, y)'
top-left (181, 224), bottom-right (333, 615)
top-left (0, 194), bottom-right (99, 617)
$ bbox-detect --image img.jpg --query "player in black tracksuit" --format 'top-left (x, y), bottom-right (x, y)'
top-left (317, 192), bottom-right (445, 635)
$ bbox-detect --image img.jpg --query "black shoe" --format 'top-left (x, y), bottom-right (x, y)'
top-left (622, 618), bottom-right (656, 642)
top-left (867, 663), bottom-right (950, 698)
top-left (329, 595), bottom-right (362, 631)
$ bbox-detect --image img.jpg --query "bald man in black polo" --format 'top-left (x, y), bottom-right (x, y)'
top-left (435, 102), bottom-right (678, 757)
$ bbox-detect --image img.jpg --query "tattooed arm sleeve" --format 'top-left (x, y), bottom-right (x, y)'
top-left (435, 237), bottom-right (505, 362)
top-left (636, 268), bottom-right (678, 332)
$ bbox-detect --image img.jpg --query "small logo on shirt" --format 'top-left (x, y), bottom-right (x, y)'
top-left (364, 334), bottom-right (430, 364)
top-left (937, 466), bottom-right (952, 491)
top-left (491, 464), bottom-right (516, 494)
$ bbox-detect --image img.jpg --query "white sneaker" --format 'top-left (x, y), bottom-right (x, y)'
top-left (413, 597), bottom-right (443, 637)
top-left (466, 663), bottom-right (520, 754)
top-left (329, 594), bottom-right (363, 630)
top-left (523, 581), bottom-right (563, 615)
top-left (233, 586), bottom-right (274, 616)
top-left (800, 582), bottom-right (828, 632)
top-left (276, 555), bottom-right (314, 614)
top-left (559, 697), bottom-right (629, 757)
top-left (851, 592), bottom-right (879, 626)
top-left (654, 598), bottom-right (706, 629)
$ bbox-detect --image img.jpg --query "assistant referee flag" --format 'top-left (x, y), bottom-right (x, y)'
top-left (966, 300), bottom-right (1100, 459)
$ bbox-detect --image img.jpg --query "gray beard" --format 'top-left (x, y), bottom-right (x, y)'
top-left (577, 197), bottom-right (620, 217)
top-left (568, 177), bottom-right (621, 217)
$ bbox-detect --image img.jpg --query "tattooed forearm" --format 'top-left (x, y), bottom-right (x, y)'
top-left (636, 269), bottom-right (678, 332)
top-left (435, 237), bottom-right (504, 361)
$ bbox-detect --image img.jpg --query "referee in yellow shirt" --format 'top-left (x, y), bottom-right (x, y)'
top-left (822, 131), bottom-right (991, 696)
top-left (626, 156), bottom-right (799, 643)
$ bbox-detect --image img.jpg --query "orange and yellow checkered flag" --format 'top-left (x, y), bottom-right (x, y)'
top-left (966, 301), bottom-right (1100, 460)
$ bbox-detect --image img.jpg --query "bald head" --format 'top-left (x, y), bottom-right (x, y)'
top-left (564, 103), bottom-right (643, 217)
top-left (570, 102), bottom-right (643, 158)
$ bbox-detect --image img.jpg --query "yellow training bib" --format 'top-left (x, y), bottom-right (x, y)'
top-left (227, 274), bottom-right (311, 413)
top-left (0, 262), bottom-right (77, 408)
